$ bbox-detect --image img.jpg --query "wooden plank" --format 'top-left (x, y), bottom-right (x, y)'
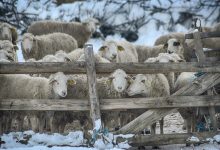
top-left (128, 131), bottom-right (219, 146)
top-left (208, 89), bottom-right (218, 131)
top-left (193, 31), bottom-right (206, 62)
top-left (0, 62), bottom-right (220, 74)
top-left (84, 44), bottom-right (101, 130)
top-left (185, 31), bottom-right (220, 39)
top-left (204, 49), bottom-right (220, 58)
top-left (115, 73), bottom-right (220, 134)
top-left (1, 95), bottom-right (220, 111)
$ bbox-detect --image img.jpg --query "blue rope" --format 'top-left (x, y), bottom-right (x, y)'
top-left (194, 71), bottom-right (205, 78)
top-left (196, 122), bottom-right (206, 132)
top-left (90, 128), bottom-right (109, 145)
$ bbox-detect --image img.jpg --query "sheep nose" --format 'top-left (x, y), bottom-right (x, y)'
top-left (118, 86), bottom-right (122, 90)
top-left (62, 91), bottom-right (67, 97)
top-left (112, 54), bottom-right (117, 58)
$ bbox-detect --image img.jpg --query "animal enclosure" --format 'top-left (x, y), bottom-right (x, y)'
top-left (0, 30), bottom-right (220, 147)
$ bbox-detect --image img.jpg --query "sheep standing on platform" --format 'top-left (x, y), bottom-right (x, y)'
top-left (98, 40), bottom-right (138, 62)
top-left (0, 72), bottom-right (70, 133)
top-left (27, 18), bottom-right (99, 48)
top-left (21, 33), bottom-right (78, 60)
top-left (126, 73), bottom-right (170, 134)
top-left (0, 22), bottom-right (18, 45)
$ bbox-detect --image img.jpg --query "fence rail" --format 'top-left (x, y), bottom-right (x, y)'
top-left (0, 61), bottom-right (220, 74)
top-left (1, 95), bottom-right (220, 111)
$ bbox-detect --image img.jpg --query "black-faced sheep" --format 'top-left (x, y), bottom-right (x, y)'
top-left (27, 18), bottom-right (99, 48)
top-left (21, 33), bottom-right (78, 60)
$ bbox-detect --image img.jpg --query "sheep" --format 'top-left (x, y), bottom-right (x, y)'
top-left (77, 53), bottom-right (110, 63)
top-left (154, 32), bottom-right (185, 46)
top-left (67, 48), bottom-right (84, 62)
top-left (21, 32), bottom-right (78, 60)
top-left (54, 50), bottom-right (71, 62)
top-left (53, 69), bottom-right (131, 133)
top-left (126, 73), bottom-right (170, 134)
top-left (0, 22), bottom-right (18, 45)
top-left (0, 50), bottom-right (13, 62)
top-left (0, 40), bottom-right (18, 62)
top-left (134, 44), bottom-right (166, 62)
top-left (98, 40), bottom-right (138, 63)
top-left (0, 72), bottom-right (71, 133)
top-left (27, 18), bottom-right (99, 48)
top-left (145, 53), bottom-right (185, 93)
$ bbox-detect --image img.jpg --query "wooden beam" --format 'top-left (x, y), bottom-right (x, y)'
top-left (84, 44), bottom-right (101, 130)
top-left (128, 131), bottom-right (219, 147)
top-left (193, 31), bottom-right (206, 62)
top-left (0, 62), bottom-right (220, 74)
top-left (185, 31), bottom-right (220, 39)
top-left (1, 95), bottom-right (220, 111)
top-left (115, 73), bottom-right (220, 134)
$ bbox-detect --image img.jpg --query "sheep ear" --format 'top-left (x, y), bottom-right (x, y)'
top-left (10, 27), bottom-right (18, 44)
top-left (99, 46), bottom-right (106, 51)
top-left (163, 43), bottom-right (168, 49)
top-left (68, 79), bottom-right (76, 86)
top-left (49, 74), bottom-right (56, 84)
top-left (106, 76), bottom-right (114, 85)
top-left (13, 45), bottom-right (18, 50)
top-left (125, 76), bottom-right (132, 84)
top-left (117, 45), bottom-right (125, 51)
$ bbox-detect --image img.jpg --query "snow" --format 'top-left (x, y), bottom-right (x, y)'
top-left (213, 134), bottom-right (220, 142)
top-left (93, 119), bottom-right (101, 131)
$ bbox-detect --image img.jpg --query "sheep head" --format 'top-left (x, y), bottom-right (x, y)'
top-left (22, 33), bottom-right (36, 54)
top-left (106, 69), bottom-right (130, 93)
top-left (126, 74), bottom-right (148, 97)
top-left (164, 38), bottom-right (184, 56)
top-left (49, 72), bottom-right (69, 98)
top-left (98, 41), bottom-right (125, 62)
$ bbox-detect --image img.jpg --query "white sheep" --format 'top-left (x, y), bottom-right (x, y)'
top-left (134, 44), bottom-right (166, 62)
top-left (0, 22), bottom-right (18, 45)
top-left (21, 32), bottom-right (78, 60)
top-left (27, 18), bottom-right (99, 48)
top-left (77, 53), bottom-right (110, 63)
top-left (67, 48), bottom-right (84, 62)
top-left (145, 53), bottom-right (184, 93)
top-left (126, 73), bottom-right (170, 134)
top-left (0, 50), bottom-right (13, 62)
top-left (0, 72), bottom-right (71, 133)
top-left (0, 40), bottom-right (18, 62)
top-left (54, 69), bottom-right (130, 133)
top-left (55, 50), bottom-right (71, 62)
top-left (98, 40), bottom-right (138, 62)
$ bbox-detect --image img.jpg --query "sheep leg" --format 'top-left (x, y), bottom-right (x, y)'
top-left (159, 118), bottom-right (164, 134)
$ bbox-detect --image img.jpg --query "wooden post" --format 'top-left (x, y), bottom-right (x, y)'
top-left (115, 73), bottom-right (220, 134)
top-left (84, 44), bottom-right (102, 131)
top-left (208, 88), bottom-right (218, 131)
top-left (193, 31), bottom-right (206, 63)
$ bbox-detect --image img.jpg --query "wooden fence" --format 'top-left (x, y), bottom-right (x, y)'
top-left (0, 30), bottom-right (220, 147)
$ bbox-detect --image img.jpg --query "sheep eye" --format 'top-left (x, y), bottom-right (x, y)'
top-left (163, 43), bottom-right (168, 48)
top-left (141, 80), bottom-right (145, 83)
top-left (173, 42), bottom-right (180, 46)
